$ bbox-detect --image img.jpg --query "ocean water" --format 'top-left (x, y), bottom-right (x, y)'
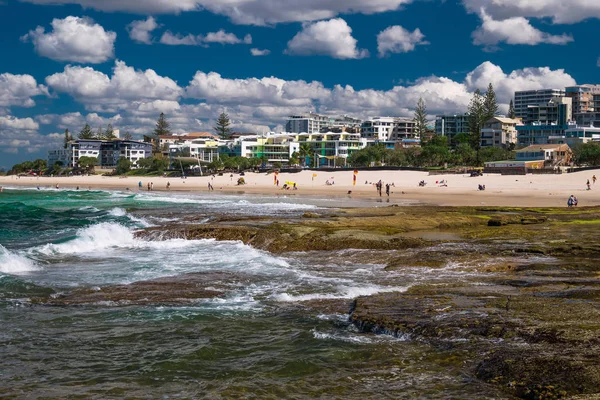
top-left (0, 188), bottom-right (507, 399)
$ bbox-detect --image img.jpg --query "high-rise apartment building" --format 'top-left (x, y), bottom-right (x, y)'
top-left (514, 89), bottom-right (565, 119)
top-left (522, 96), bottom-right (572, 125)
top-left (566, 85), bottom-right (600, 128)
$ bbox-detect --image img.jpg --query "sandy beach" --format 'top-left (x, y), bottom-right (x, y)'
top-left (2, 169), bottom-right (600, 207)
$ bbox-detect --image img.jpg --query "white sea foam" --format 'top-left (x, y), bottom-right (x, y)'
top-left (0, 245), bottom-right (38, 275)
top-left (272, 285), bottom-right (408, 302)
top-left (108, 207), bottom-right (127, 217)
top-left (33, 223), bottom-right (202, 255)
top-left (311, 329), bottom-right (404, 344)
top-left (108, 208), bottom-right (153, 227)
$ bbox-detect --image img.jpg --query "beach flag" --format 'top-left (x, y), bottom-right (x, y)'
top-left (274, 171), bottom-right (279, 185)
top-left (354, 170), bottom-right (358, 175)
top-left (353, 174), bottom-right (356, 186)
top-left (312, 173), bottom-right (317, 181)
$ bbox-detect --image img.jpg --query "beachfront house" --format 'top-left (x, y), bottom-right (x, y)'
top-left (515, 144), bottom-right (572, 167)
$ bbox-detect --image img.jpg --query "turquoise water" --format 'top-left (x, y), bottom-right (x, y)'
top-left (0, 188), bottom-right (507, 399)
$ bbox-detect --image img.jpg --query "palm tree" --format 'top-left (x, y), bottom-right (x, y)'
top-left (298, 143), bottom-right (311, 167)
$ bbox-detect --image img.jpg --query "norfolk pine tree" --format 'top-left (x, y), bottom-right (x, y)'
top-left (153, 113), bottom-right (171, 151)
top-left (508, 100), bottom-right (516, 119)
top-left (104, 123), bottom-right (116, 140)
top-left (414, 97), bottom-right (428, 141)
top-left (78, 123), bottom-right (94, 139)
top-left (214, 112), bottom-right (232, 139)
top-left (122, 131), bottom-right (133, 141)
top-left (468, 88), bottom-right (484, 152)
top-left (483, 83), bottom-right (499, 122)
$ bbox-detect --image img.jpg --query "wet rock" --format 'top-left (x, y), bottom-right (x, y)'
top-left (34, 272), bottom-right (248, 306)
top-left (476, 348), bottom-right (600, 399)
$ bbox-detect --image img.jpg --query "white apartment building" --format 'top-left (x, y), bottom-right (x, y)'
top-left (480, 117), bottom-right (521, 148)
top-left (48, 139), bottom-right (152, 168)
top-left (514, 89), bottom-right (565, 119)
top-left (285, 112), bottom-right (362, 134)
top-left (360, 117), bottom-right (418, 142)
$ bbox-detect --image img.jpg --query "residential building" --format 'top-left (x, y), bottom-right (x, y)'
top-left (285, 113), bottom-right (362, 134)
top-left (517, 97), bottom-right (573, 145)
top-left (48, 139), bottom-right (152, 169)
top-left (515, 144), bottom-right (572, 166)
top-left (480, 117), bottom-right (520, 148)
top-left (159, 132), bottom-right (219, 149)
top-left (434, 114), bottom-right (470, 143)
top-left (522, 96), bottom-right (572, 125)
top-left (570, 88), bottom-right (600, 127)
top-left (169, 137), bottom-right (221, 163)
top-left (565, 84), bottom-right (600, 114)
top-left (238, 134), bottom-right (300, 163)
top-left (514, 89), bottom-right (565, 119)
top-left (361, 117), bottom-right (418, 142)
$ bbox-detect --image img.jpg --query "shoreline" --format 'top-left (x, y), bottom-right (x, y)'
top-left (2, 169), bottom-right (600, 207)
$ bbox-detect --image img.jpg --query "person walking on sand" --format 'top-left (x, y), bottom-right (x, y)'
top-left (166, 181), bottom-right (171, 190)
top-left (138, 181), bottom-right (142, 190)
top-left (587, 179), bottom-right (591, 190)
top-left (150, 182), bottom-right (154, 191)
top-left (385, 183), bottom-right (390, 197)
top-left (147, 182), bottom-right (150, 191)
top-left (593, 175), bottom-right (597, 184)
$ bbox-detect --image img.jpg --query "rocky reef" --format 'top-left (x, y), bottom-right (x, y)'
top-left (41, 205), bottom-right (600, 398)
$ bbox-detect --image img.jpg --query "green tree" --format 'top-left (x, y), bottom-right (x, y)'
top-left (122, 131), bottom-right (133, 141)
top-left (78, 123), bottom-right (94, 139)
top-left (483, 83), bottom-right (499, 122)
top-left (298, 143), bottom-right (312, 167)
top-left (573, 142), bottom-right (600, 166)
top-left (508, 99), bottom-right (516, 119)
top-left (453, 142), bottom-right (477, 166)
top-left (289, 151), bottom-right (300, 166)
top-left (104, 123), bottom-right (117, 141)
top-left (138, 156), bottom-right (169, 173)
top-left (479, 147), bottom-right (513, 165)
top-left (413, 97), bottom-right (428, 139)
top-left (468, 89), bottom-right (484, 153)
top-left (52, 161), bottom-right (64, 175)
top-left (96, 126), bottom-right (104, 140)
top-left (63, 128), bottom-right (72, 149)
top-left (78, 156), bottom-right (98, 173)
top-left (208, 158), bottom-right (224, 172)
top-left (115, 157), bottom-right (132, 175)
top-left (152, 113), bottom-right (171, 151)
top-left (32, 159), bottom-right (47, 172)
top-left (214, 112), bottom-right (232, 139)
top-left (419, 135), bottom-right (450, 167)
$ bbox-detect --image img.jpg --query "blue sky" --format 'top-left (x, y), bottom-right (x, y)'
top-left (1, 0), bottom-right (599, 167)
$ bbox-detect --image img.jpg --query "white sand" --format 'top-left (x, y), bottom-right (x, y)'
top-left (2, 169), bottom-right (599, 207)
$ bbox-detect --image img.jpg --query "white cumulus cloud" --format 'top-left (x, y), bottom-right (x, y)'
top-left (377, 25), bottom-right (428, 57)
top-left (463, 0), bottom-right (600, 25)
top-left (127, 16), bottom-right (159, 44)
top-left (22, 16), bottom-right (116, 63)
top-left (23, 0), bottom-right (416, 25)
top-left (286, 18), bottom-right (368, 59)
top-left (45, 60), bottom-right (183, 111)
top-left (250, 48), bottom-right (270, 56)
top-left (472, 10), bottom-right (573, 49)
top-left (0, 73), bottom-right (48, 108)
top-left (160, 30), bottom-right (251, 46)
top-left (23, 60), bottom-right (578, 154)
